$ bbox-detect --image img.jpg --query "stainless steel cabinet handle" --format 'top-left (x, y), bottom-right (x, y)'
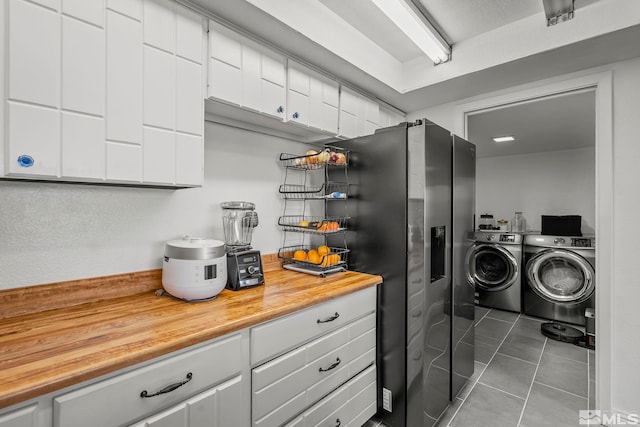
top-left (317, 312), bottom-right (340, 323)
top-left (140, 372), bottom-right (192, 398)
top-left (319, 357), bottom-right (341, 372)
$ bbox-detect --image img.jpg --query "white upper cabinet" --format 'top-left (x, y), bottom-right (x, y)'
top-left (378, 105), bottom-right (406, 128)
top-left (338, 87), bottom-right (380, 139)
top-left (208, 21), bottom-right (286, 121)
top-left (2, 0), bottom-right (204, 187)
top-left (286, 61), bottom-right (339, 135)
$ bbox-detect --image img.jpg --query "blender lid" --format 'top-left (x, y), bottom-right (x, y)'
top-left (221, 201), bottom-right (255, 210)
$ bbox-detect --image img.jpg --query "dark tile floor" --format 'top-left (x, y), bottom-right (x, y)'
top-left (366, 306), bottom-right (595, 427)
top-left (438, 306), bottom-right (595, 427)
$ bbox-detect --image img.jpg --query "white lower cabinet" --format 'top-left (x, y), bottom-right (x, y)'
top-left (251, 287), bottom-right (377, 427)
top-left (53, 333), bottom-right (244, 427)
top-left (0, 404), bottom-right (38, 427)
top-left (129, 376), bottom-right (243, 427)
top-left (285, 365), bottom-right (377, 427)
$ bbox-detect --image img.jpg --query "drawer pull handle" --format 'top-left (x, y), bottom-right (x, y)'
top-left (317, 312), bottom-right (340, 324)
top-left (319, 357), bottom-right (341, 372)
top-left (334, 418), bottom-right (341, 427)
top-left (140, 372), bottom-right (192, 398)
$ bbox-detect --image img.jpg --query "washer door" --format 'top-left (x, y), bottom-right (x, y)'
top-left (466, 244), bottom-right (519, 292)
top-left (526, 249), bottom-right (595, 304)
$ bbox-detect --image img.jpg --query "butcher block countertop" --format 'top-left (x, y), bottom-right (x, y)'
top-left (0, 254), bottom-right (382, 410)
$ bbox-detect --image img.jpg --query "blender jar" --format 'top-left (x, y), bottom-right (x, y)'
top-left (220, 201), bottom-right (259, 251)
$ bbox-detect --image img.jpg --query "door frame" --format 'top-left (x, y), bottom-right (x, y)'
top-left (452, 69), bottom-right (613, 411)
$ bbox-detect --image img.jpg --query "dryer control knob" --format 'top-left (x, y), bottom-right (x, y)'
top-left (487, 234), bottom-right (495, 241)
top-left (554, 238), bottom-right (565, 245)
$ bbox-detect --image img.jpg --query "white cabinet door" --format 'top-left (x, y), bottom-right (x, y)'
top-left (242, 46), bottom-right (262, 113)
top-left (176, 58), bottom-right (203, 136)
top-left (287, 63), bottom-right (338, 134)
top-left (0, 404), bottom-right (37, 427)
top-left (143, 46), bottom-right (175, 130)
top-left (7, 103), bottom-right (59, 177)
top-left (175, 133), bottom-right (202, 187)
top-left (208, 22), bottom-right (242, 105)
top-left (176, 6), bottom-right (203, 64)
top-left (8, 0), bottom-right (59, 108)
top-left (61, 15), bottom-right (105, 117)
top-left (208, 22), bottom-right (285, 121)
top-left (143, 128), bottom-right (175, 185)
top-left (339, 88), bottom-right (379, 138)
top-left (106, 9), bottom-right (143, 145)
top-left (62, 112), bottom-right (105, 180)
top-left (129, 376), bottom-right (243, 427)
top-left (261, 54), bottom-right (286, 120)
top-left (143, 0), bottom-right (175, 53)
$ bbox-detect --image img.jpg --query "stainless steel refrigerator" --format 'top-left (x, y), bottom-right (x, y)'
top-left (327, 119), bottom-right (476, 426)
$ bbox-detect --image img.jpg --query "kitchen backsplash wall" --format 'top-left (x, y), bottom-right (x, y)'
top-left (0, 121), bottom-right (313, 290)
top-left (476, 147), bottom-right (596, 234)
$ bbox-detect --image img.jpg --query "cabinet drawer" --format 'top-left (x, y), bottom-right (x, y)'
top-left (252, 314), bottom-right (375, 426)
top-left (285, 364), bottom-right (376, 427)
top-left (54, 334), bottom-right (241, 427)
top-left (128, 376), bottom-right (243, 427)
top-left (251, 287), bottom-right (376, 366)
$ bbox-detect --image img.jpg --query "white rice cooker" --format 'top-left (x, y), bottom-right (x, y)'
top-left (162, 237), bottom-right (227, 301)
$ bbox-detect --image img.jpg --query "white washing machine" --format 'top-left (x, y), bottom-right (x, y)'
top-left (466, 232), bottom-right (523, 313)
top-left (523, 234), bottom-right (595, 326)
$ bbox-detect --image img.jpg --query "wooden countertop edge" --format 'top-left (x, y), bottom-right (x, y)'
top-left (0, 264), bottom-right (382, 409)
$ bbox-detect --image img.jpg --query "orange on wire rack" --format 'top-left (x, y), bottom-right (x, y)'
top-left (293, 250), bottom-right (307, 262)
top-left (307, 249), bottom-right (321, 264)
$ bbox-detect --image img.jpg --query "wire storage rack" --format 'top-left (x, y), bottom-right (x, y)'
top-left (277, 147), bottom-right (350, 276)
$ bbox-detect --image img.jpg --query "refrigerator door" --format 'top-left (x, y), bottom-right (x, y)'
top-left (417, 121), bottom-right (453, 427)
top-left (451, 135), bottom-right (476, 399)
top-left (405, 122), bottom-right (427, 427)
top-left (327, 124), bottom-right (410, 426)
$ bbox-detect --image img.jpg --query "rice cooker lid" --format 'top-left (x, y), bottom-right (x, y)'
top-left (165, 236), bottom-right (226, 260)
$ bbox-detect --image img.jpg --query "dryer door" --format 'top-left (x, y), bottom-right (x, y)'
top-left (526, 249), bottom-right (595, 304)
top-left (466, 244), bottom-right (519, 292)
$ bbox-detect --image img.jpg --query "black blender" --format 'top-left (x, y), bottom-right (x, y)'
top-left (220, 201), bottom-right (264, 290)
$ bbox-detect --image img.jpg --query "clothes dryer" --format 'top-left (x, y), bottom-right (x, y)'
top-left (523, 234), bottom-right (595, 326)
top-left (466, 232), bottom-right (523, 313)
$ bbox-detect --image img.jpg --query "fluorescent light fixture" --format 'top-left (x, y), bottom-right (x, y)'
top-left (543, 0), bottom-right (575, 26)
top-left (370, 0), bottom-right (451, 64)
top-left (492, 136), bottom-right (516, 143)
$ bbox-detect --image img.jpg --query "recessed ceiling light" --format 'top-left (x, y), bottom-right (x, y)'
top-left (492, 136), bottom-right (515, 143)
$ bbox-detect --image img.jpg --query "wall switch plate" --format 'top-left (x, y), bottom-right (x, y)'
top-left (382, 387), bottom-right (392, 412)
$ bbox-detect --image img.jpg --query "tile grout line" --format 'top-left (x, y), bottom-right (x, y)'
top-left (475, 381), bottom-right (527, 401)
top-left (446, 310), bottom-right (521, 426)
top-left (516, 337), bottom-right (549, 427)
top-left (531, 380), bottom-right (589, 400)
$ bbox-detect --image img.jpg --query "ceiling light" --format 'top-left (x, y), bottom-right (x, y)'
top-left (493, 136), bottom-right (516, 143)
top-left (370, 0), bottom-right (451, 64)
top-left (543, 0), bottom-right (575, 26)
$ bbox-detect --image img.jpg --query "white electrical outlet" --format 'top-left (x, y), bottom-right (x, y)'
top-left (382, 387), bottom-right (392, 412)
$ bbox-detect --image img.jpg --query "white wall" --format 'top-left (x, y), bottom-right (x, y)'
top-left (476, 148), bottom-right (595, 234)
top-left (0, 121), bottom-right (312, 290)
top-left (411, 56), bottom-right (640, 419)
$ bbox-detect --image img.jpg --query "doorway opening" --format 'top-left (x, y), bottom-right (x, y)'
top-left (453, 70), bottom-right (613, 411)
